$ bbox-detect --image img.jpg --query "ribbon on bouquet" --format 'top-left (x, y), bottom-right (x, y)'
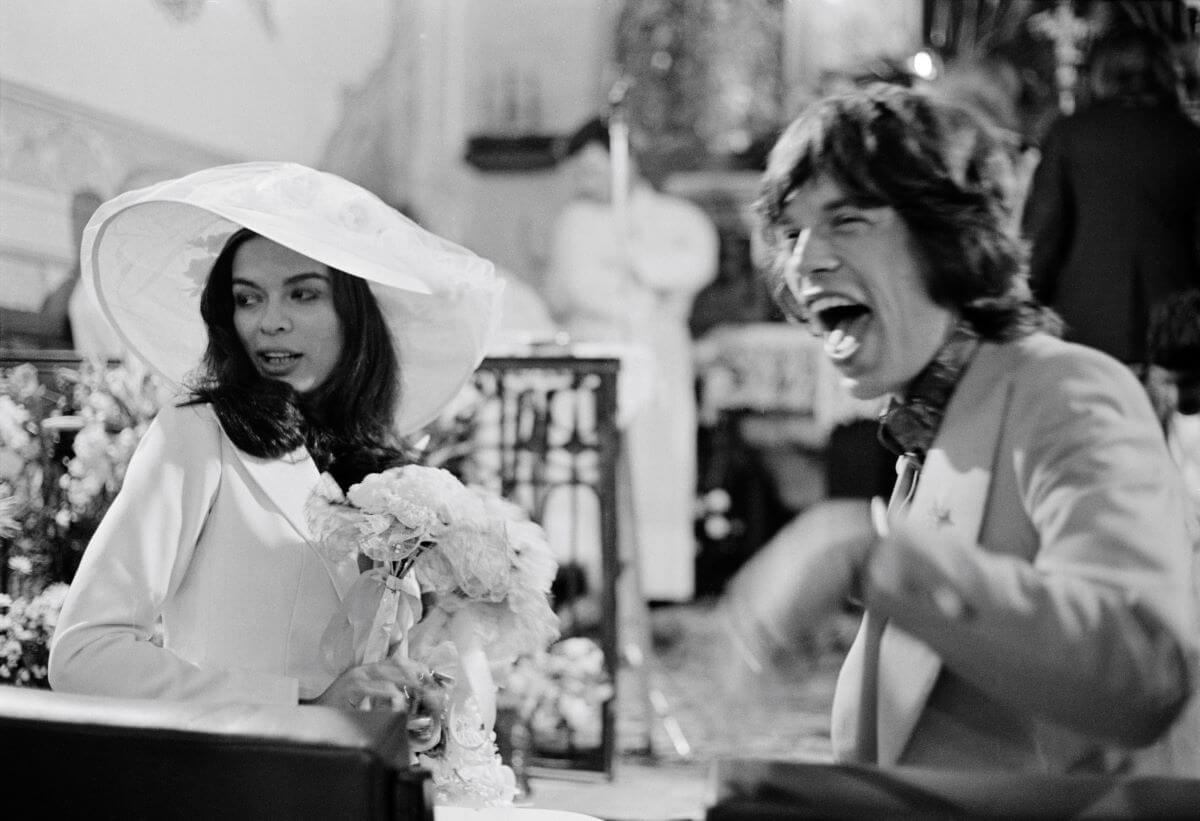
top-left (320, 567), bottom-right (423, 673)
top-left (449, 607), bottom-right (498, 737)
top-left (363, 571), bottom-right (420, 664)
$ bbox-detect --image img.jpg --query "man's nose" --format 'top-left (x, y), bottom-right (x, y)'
top-left (789, 228), bottom-right (839, 283)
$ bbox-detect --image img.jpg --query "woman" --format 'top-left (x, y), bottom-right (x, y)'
top-left (729, 84), bottom-right (1198, 775)
top-left (48, 162), bottom-right (503, 709)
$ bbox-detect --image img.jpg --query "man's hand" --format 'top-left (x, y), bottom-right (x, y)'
top-left (721, 498), bottom-right (876, 666)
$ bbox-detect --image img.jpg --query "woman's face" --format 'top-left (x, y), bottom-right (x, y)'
top-left (230, 236), bottom-right (344, 394)
top-left (776, 174), bottom-right (957, 399)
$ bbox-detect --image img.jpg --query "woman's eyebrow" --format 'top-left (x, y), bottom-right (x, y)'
top-left (232, 272), bottom-right (329, 288)
top-left (282, 272), bottom-right (330, 286)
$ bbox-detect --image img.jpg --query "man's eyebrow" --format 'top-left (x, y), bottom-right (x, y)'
top-left (822, 196), bottom-right (876, 211)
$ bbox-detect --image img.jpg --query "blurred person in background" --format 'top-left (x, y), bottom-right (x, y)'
top-left (0, 188), bottom-right (123, 360)
top-left (1141, 288), bottom-right (1200, 522)
top-left (724, 83), bottom-right (1198, 774)
top-left (544, 114), bottom-right (718, 603)
top-left (1021, 26), bottom-right (1200, 365)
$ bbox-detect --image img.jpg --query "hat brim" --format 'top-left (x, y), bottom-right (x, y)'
top-left (81, 162), bottom-right (503, 436)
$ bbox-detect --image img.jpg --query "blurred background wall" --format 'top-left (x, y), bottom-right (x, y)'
top-left (0, 0), bottom-right (928, 306)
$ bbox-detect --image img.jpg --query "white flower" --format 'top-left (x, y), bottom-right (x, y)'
top-left (7, 555), bottom-right (33, 576)
top-left (0, 493), bottom-right (20, 539)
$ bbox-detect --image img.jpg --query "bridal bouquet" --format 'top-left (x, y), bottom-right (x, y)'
top-left (305, 464), bottom-right (560, 807)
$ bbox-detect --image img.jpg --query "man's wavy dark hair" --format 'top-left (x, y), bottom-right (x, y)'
top-left (755, 83), bottom-right (1060, 341)
top-left (186, 228), bottom-right (409, 489)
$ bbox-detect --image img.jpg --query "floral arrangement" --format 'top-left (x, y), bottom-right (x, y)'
top-left (0, 582), bottom-right (69, 686)
top-left (57, 362), bottom-right (163, 534)
top-left (1, 361), bottom-right (164, 593)
top-left (305, 463), bottom-right (560, 808)
top-left (501, 636), bottom-right (613, 753)
top-left (1, 360), bottom-right (164, 686)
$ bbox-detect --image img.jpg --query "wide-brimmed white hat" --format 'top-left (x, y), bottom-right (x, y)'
top-left (81, 161), bottom-right (503, 436)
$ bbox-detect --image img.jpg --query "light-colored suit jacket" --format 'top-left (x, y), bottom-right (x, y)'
top-left (49, 403), bottom-right (360, 704)
top-left (831, 333), bottom-right (1200, 775)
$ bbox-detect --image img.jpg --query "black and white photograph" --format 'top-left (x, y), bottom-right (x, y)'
top-left (1, 2), bottom-right (1199, 818)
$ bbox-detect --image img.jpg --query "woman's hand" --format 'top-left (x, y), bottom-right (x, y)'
top-left (307, 655), bottom-right (429, 711)
top-left (306, 655), bottom-right (454, 754)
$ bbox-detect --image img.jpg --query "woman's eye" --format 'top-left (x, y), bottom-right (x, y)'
top-left (291, 287), bottom-right (322, 302)
top-left (233, 291), bottom-right (259, 308)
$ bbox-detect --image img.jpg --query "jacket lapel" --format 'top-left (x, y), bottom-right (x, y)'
top-left (875, 342), bottom-right (1014, 765)
top-left (230, 445), bottom-right (359, 601)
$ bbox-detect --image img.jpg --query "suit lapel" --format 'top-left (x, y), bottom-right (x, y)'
top-left (230, 444), bottom-right (359, 601)
top-left (875, 342), bottom-right (1015, 765)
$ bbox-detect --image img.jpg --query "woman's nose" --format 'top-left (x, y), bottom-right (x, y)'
top-left (259, 301), bottom-right (291, 334)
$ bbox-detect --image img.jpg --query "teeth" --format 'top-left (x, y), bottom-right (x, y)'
top-left (806, 295), bottom-right (860, 314)
top-left (825, 328), bottom-right (861, 360)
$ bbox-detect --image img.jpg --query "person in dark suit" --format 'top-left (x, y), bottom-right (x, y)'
top-left (1021, 26), bottom-right (1200, 365)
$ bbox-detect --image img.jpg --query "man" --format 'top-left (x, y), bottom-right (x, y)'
top-left (544, 115), bottom-right (718, 602)
top-left (729, 83), bottom-right (1198, 774)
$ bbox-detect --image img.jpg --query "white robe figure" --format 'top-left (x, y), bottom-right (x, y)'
top-left (545, 183), bottom-right (718, 601)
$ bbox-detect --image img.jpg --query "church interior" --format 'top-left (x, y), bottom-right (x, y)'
top-left (2, 2), bottom-right (1200, 819)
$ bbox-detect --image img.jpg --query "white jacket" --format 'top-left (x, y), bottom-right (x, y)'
top-left (49, 403), bottom-right (359, 704)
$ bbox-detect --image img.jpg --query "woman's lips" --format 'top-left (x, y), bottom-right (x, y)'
top-left (256, 351), bottom-right (301, 375)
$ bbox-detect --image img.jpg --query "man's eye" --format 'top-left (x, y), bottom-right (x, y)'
top-left (831, 211), bottom-right (867, 228)
top-left (776, 227), bottom-right (801, 246)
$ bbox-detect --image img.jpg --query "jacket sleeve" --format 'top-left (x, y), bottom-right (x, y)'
top-left (867, 350), bottom-right (1198, 746)
top-left (48, 404), bottom-right (300, 704)
top-left (1021, 122), bottom-right (1073, 305)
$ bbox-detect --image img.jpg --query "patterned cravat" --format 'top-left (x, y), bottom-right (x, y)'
top-left (877, 323), bottom-right (981, 462)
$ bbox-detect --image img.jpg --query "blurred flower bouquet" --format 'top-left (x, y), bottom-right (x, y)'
top-left (1, 360), bottom-right (164, 597)
top-left (1, 359), bottom-right (164, 686)
top-left (305, 464), bottom-right (560, 808)
top-left (501, 636), bottom-right (614, 753)
top-left (0, 582), bottom-right (69, 687)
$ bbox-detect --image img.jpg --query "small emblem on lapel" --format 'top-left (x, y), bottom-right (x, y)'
top-left (929, 500), bottom-right (953, 528)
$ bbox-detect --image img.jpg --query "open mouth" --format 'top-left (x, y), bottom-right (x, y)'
top-left (256, 351), bottom-right (301, 374)
top-left (808, 296), bottom-right (872, 361)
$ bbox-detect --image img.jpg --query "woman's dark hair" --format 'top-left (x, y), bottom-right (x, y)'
top-left (1087, 27), bottom-right (1181, 108)
top-left (187, 228), bottom-right (410, 488)
top-left (755, 83), bottom-right (1060, 341)
top-left (1147, 289), bottom-right (1200, 372)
